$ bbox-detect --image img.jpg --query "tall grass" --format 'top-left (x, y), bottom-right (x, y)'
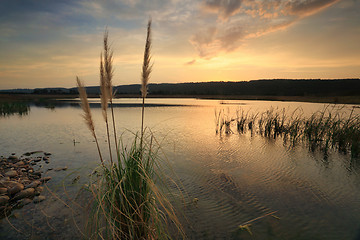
top-left (78, 19), bottom-right (182, 239)
top-left (216, 106), bottom-right (360, 157)
top-left (0, 102), bottom-right (30, 116)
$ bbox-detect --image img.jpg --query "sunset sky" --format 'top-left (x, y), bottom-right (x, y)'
top-left (0, 0), bottom-right (359, 89)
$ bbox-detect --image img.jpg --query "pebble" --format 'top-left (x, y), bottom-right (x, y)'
top-left (17, 198), bottom-right (32, 207)
top-left (40, 177), bottom-right (52, 183)
top-left (32, 171), bottom-right (42, 176)
top-left (5, 170), bottom-right (18, 178)
top-left (35, 186), bottom-right (44, 196)
top-left (0, 188), bottom-right (7, 194)
top-left (14, 161), bottom-right (25, 167)
top-left (25, 180), bottom-right (41, 189)
top-left (8, 182), bottom-right (24, 195)
top-left (13, 188), bottom-right (35, 201)
top-left (33, 196), bottom-right (46, 203)
top-left (0, 196), bottom-right (10, 206)
top-left (54, 166), bottom-right (68, 171)
top-left (1, 177), bottom-right (10, 181)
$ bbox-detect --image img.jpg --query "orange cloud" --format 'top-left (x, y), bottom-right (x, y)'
top-left (192, 0), bottom-right (342, 58)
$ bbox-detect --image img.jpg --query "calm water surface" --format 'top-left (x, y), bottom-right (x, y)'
top-left (1, 98), bottom-right (360, 239)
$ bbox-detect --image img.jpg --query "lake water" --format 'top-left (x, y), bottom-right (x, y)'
top-left (1, 98), bottom-right (360, 239)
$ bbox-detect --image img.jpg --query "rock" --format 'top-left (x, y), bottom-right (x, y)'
top-left (44, 152), bottom-right (52, 156)
top-left (21, 179), bottom-right (31, 186)
top-left (25, 180), bottom-right (41, 189)
top-left (8, 182), bottom-right (24, 195)
top-left (17, 198), bottom-right (32, 207)
top-left (0, 196), bottom-right (10, 206)
top-left (5, 170), bottom-right (18, 178)
top-left (0, 188), bottom-right (7, 195)
top-left (0, 177), bottom-right (10, 182)
top-left (40, 177), bottom-right (52, 183)
top-left (33, 196), bottom-right (46, 203)
top-left (34, 158), bottom-right (41, 163)
top-left (72, 176), bottom-right (80, 184)
top-left (13, 188), bottom-right (35, 201)
top-left (32, 171), bottom-right (42, 176)
top-left (54, 166), bottom-right (68, 171)
top-left (8, 155), bottom-right (18, 160)
top-left (14, 161), bottom-right (25, 167)
top-left (34, 186), bottom-right (44, 196)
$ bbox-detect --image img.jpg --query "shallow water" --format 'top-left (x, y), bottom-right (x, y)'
top-left (1, 98), bottom-right (360, 239)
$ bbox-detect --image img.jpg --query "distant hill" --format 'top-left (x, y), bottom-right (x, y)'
top-left (1, 79), bottom-right (359, 97)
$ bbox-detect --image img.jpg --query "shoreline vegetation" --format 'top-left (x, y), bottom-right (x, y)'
top-left (77, 21), bottom-right (183, 239)
top-left (1, 93), bottom-right (360, 105)
top-left (215, 106), bottom-right (360, 158)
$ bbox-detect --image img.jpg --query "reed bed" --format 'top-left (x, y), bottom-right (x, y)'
top-left (216, 106), bottom-right (360, 157)
top-left (0, 102), bottom-right (30, 116)
top-left (77, 19), bottom-right (182, 239)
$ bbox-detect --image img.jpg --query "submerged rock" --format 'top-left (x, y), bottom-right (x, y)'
top-left (17, 198), bottom-right (32, 207)
top-left (54, 166), bottom-right (68, 171)
top-left (25, 180), bottom-right (41, 189)
top-left (33, 196), bottom-right (46, 203)
top-left (40, 177), bottom-right (51, 183)
top-left (34, 186), bottom-right (44, 196)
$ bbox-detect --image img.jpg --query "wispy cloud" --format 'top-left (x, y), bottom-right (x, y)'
top-left (191, 0), bottom-right (341, 58)
top-left (185, 59), bottom-right (196, 65)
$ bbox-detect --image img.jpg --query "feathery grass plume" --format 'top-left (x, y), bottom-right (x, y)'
top-left (103, 30), bottom-right (119, 161)
top-left (76, 77), bottom-right (104, 165)
top-left (103, 29), bottom-right (114, 99)
top-left (100, 52), bottom-right (108, 119)
top-left (100, 52), bottom-right (113, 164)
top-left (141, 19), bottom-right (153, 147)
top-left (141, 19), bottom-right (152, 99)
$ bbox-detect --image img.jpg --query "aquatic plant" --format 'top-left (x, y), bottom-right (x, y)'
top-left (77, 19), bottom-right (182, 239)
top-left (215, 106), bottom-right (360, 157)
top-left (0, 102), bottom-right (30, 117)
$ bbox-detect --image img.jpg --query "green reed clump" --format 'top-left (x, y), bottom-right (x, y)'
top-left (215, 106), bottom-right (360, 157)
top-left (0, 102), bottom-right (30, 116)
top-left (236, 108), bottom-right (248, 133)
top-left (78, 19), bottom-right (182, 239)
top-left (88, 135), bottom-right (180, 239)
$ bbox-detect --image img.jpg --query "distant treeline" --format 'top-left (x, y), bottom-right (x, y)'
top-left (1, 79), bottom-right (359, 97)
top-left (112, 79), bottom-right (360, 97)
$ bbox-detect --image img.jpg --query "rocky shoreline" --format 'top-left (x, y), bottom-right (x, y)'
top-left (0, 151), bottom-right (67, 218)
